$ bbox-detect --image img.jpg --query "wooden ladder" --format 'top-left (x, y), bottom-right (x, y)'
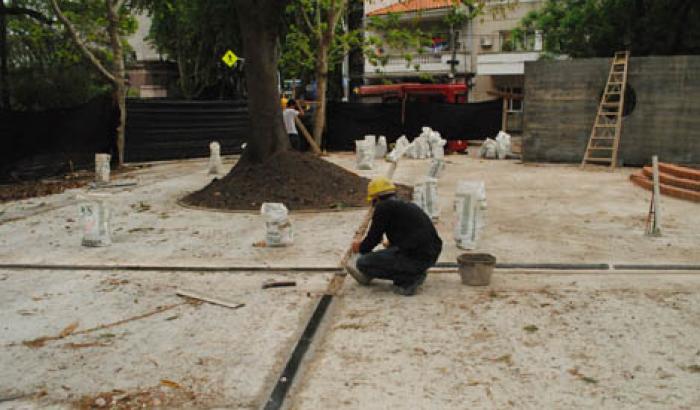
top-left (581, 51), bottom-right (630, 169)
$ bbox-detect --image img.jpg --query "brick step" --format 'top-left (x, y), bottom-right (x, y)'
top-left (629, 173), bottom-right (700, 203)
top-left (658, 163), bottom-right (700, 181)
top-left (642, 167), bottom-right (700, 191)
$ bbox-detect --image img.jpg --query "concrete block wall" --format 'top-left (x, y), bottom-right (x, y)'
top-left (523, 56), bottom-right (700, 165)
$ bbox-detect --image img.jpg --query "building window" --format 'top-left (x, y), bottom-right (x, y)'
top-left (500, 86), bottom-right (523, 112)
top-left (499, 30), bottom-right (536, 52)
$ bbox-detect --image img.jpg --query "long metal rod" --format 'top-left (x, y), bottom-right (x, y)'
top-left (0, 263), bottom-right (341, 272)
top-left (3, 262), bottom-right (699, 273)
top-left (263, 295), bottom-right (333, 410)
top-left (436, 262), bottom-right (611, 270)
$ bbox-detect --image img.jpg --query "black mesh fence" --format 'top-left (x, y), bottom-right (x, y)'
top-left (0, 95), bottom-right (116, 181)
top-left (1, 98), bottom-right (503, 180)
top-left (124, 99), bottom-right (249, 162)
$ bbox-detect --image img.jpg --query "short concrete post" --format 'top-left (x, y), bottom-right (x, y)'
top-left (208, 141), bottom-right (224, 175)
top-left (95, 154), bottom-right (111, 184)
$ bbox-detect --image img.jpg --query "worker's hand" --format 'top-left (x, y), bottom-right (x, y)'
top-left (351, 240), bottom-right (361, 254)
top-left (382, 239), bottom-right (390, 248)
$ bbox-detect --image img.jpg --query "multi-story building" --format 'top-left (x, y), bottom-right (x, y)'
top-left (126, 13), bottom-right (176, 98)
top-left (364, 0), bottom-right (473, 84)
top-left (363, 0), bottom-right (545, 131)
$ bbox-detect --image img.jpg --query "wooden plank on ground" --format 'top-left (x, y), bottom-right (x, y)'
top-left (176, 289), bottom-right (245, 309)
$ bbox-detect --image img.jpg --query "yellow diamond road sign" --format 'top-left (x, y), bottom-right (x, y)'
top-left (222, 50), bottom-right (238, 68)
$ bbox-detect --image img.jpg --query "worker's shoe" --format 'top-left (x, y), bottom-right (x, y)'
top-left (393, 272), bottom-right (427, 296)
top-left (345, 255), bottom-right (372, 286)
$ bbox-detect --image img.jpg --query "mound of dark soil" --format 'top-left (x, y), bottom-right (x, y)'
top-left (183, 151), bottom-right (411, 211)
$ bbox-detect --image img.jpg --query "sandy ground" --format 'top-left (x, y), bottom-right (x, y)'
top-left (0, 157), bottom-right (361, 268)
top-left (325, 153), bottom-right (700, 264)
top-left (0, 269), bottom-right (332, 409)
top-left (1, 154), bottom-right (698, 268)
top-left (292, 272), bottom-right (700, 410)
top-left (1, 153), bottom-right (699, 409)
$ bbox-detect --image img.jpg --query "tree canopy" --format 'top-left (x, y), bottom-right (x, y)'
top-left (519, 0), bottom-right (700, 58)
top-left (2, 0), bottom-right (134, 110)
top-left (143, 0), bottom-right (242, 99)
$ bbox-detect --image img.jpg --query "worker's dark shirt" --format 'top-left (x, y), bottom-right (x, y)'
top-left (360, 197), bottom-right (442, 262)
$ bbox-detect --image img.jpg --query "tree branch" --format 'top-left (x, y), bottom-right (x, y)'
top-left (300, 6), bottom-right (315, 35)
top-left (331, 0), bottom-right (347, 30)
top-left (49, 0), bottom-right (116, 84)
top-left (3, 6), bottom-right (53, 24)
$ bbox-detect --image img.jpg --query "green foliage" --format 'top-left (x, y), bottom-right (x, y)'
top-left (5, 0), bottom-right (134, 110)
top-left (519, 0), bottom-right (700, 57)
top-left (365, 13), bottom-right (432, 69)
top-left (280, 0), bottom-right (361, 81)
top-left (142, 0), bottom-right (241, 99)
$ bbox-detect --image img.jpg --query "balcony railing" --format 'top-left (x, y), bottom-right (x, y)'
top-left (365, 52), bottom-right (471, 76)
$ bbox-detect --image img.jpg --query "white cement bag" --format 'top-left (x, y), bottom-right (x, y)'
top-left (80, 199), bottom-right (111, 247)
top-left (376, 136), bottom-right (387, 159)
top-left (95, 154), bottom-right (111, 184)
top-left (412, 183), bottom-right (426, 212)
top-left (355, 140), bottom-right (375, 170)
top-left (454, 188), bottom-right (479, 250)
top-left (427, 158), bottom-right (445, 179)
top-left (416, 136), bottom-right (430, 159)
top-left (428, 131), bottom-right (446, 159)
top-left (479, 138), bottom-right (498, 159)
top-left (404, 141), bottom-right (418, 159)
top-left (457, 181), bottom-right (487, 210)
top-left (208, 141), bottom-right (225, 175)
top-left (413, 177), bottom-right (439, 219)
top-left (261, 203), bottom-right (293, 247)
top-left (419, 126), bottom-right (432, 140)
top-left (386, 135), bottom-right (410, 163)
top-left (424, 177), bottom-right (439, 219)
top-left (495, 131), bottom-right (512, 159)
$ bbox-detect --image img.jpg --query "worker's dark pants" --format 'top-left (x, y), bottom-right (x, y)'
top-left (289, 133), bottom-right (301, 150)
top-left (356, 247), bottom-right (434, 286)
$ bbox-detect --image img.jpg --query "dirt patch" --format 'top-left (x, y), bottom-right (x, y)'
top-left (0, 166), bottom-right (143, 203)
top-left (182, 151), bottom-right (411, 211)
top-left (0, 177), bottom-right (87, 203)
top-left (75, 383), bottom-right (198, 409)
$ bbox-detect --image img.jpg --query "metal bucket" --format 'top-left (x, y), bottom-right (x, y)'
top-left (457, 253), bottom-right (496, 286)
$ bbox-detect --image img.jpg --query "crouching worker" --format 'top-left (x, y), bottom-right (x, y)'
top-left (347, 177), bottom-right (442, 296)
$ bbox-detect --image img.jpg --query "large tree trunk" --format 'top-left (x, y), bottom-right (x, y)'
top-left (107, 0), bottom-right (126, 165)
top-left (0, 2), bottom-right (9, 110)
top-left (311, 48), bottom-right (329, 147)
top-left (234, 0), bottom-right (290, 164)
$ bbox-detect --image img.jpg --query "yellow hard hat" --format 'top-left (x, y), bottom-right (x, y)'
top-left (367, 177), bottom-right (396, 202)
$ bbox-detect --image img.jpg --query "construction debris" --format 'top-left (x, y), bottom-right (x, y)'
top-left (21, 302), bottom-right (188, 348)
top-left (262, 281), bottom-right (297, 289)
top-left (175, 289), bottom-right (244, 309)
